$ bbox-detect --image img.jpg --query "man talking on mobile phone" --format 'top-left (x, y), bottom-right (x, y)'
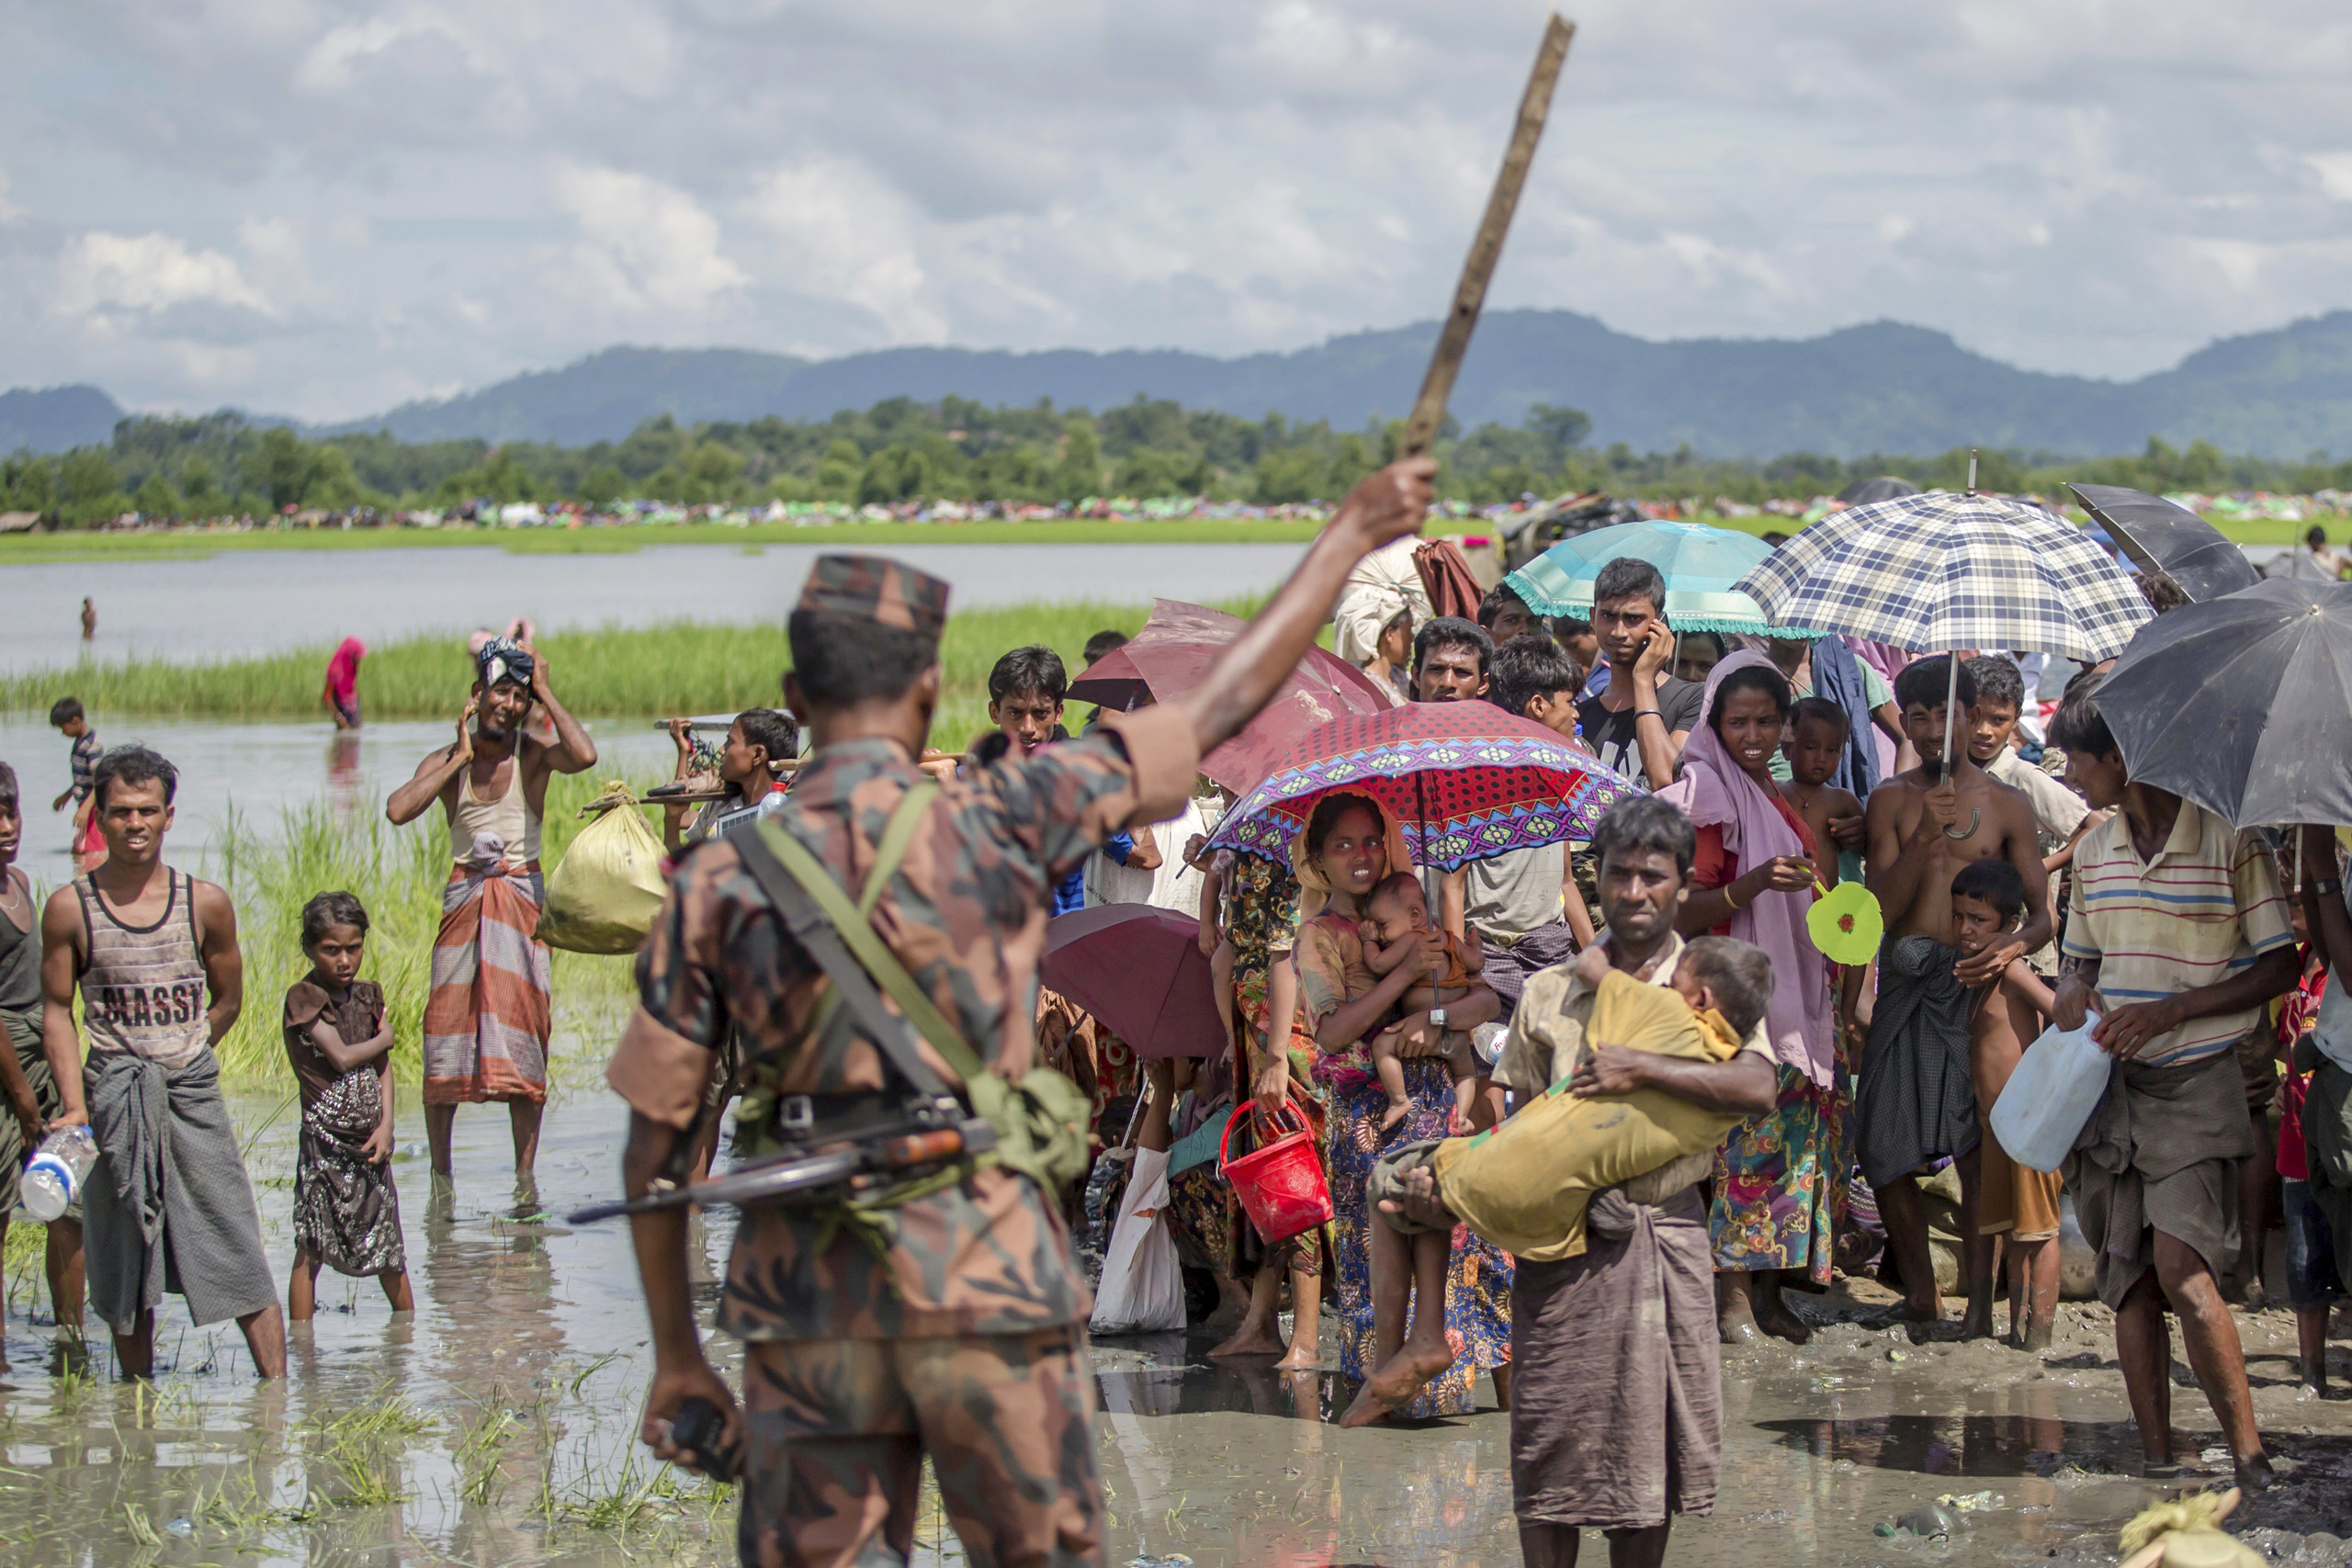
top-left (1574, 558), bottom-right (1702, 790)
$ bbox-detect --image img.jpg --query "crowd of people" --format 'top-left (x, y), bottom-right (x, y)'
top-left (1, 457), bottom-right (2346, 1567)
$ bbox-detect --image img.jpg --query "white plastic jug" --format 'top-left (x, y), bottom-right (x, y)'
top-left (1988, 1013), bottom-right (2109, 1173)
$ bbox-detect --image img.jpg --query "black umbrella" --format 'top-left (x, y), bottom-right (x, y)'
top-left (2097, 578), bottom-right (2352, 827)
top-left (2066, 483), bottom-right (2259, 604)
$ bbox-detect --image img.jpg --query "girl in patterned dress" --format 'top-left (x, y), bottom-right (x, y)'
top-left (283, 892), bottom-right (413, 1320)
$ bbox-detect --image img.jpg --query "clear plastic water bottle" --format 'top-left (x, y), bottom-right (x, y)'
top-left (21, 1125), bottom-right (96, 1222)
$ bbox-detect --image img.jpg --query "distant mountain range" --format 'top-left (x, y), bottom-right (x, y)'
top-left (11, 308), bottom-right (2352, 459)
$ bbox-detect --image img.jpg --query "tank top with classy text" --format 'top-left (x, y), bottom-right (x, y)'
top-left (77, 869), bottom-right (211, 1068)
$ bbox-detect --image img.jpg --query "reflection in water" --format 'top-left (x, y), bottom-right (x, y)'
top-left (326, 728), bottom-right (365, 817)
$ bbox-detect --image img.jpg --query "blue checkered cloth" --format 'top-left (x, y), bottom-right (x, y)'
top-left (1734, 491), bottom-right (2152, 660)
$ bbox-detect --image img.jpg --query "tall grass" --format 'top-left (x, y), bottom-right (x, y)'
top-left (0, 595), bottom-right (1271, 751)
top-left (211, 770), bottom-right (650, 1086)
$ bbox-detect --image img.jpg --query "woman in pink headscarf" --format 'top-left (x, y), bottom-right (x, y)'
top-left (1659, 649), bottom-right (1847, 1347)
top-left (322, 637), bottom-right (366, 729)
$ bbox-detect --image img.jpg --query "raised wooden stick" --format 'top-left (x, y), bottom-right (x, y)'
top-left (1396, 14), bottom-right (1577, 459)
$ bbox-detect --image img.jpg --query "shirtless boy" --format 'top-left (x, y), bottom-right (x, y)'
top-left (1952, 859), bottom-right (2061, 1350)
top-left (1859, 656), bottom-right (2052, 1336)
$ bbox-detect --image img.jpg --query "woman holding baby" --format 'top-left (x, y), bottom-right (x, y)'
top-left (1288, 790), bottom-right (1512, 1419)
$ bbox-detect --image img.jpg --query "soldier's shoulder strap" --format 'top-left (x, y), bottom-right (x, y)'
top-left (737, 781), bottom-right (984, 1100)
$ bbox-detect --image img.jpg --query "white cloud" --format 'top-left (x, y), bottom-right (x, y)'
top-left (742, 157), bottom-right (941, 342)
top-left (8, 0), bottom-right (2352, 417)
top-left (53, 231), bottom-right (276, 321)
top-left (550, 164), bottom-right (748, 313)
top-left (2312, 151), bottom-right (2352, 199)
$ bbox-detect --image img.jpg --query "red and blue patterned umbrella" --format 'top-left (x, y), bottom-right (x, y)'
top-left (1203, 702), bottom-right (1640, 873)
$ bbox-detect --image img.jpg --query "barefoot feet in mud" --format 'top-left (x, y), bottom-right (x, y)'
top-left (2235, 1454), bottom-right (2277, 1495)
top-left (1757, 1299), bottom-right (1812, 1347)
top-left (1338, 1342), bottom-right (1453, 1427)
top-left (1718, 1298), bottom-right (1764, 1347)
top-left (1272, 1343), bottom-right (1320, 1371)
top-left (1208, 1326), bottom-right (1287, 1359)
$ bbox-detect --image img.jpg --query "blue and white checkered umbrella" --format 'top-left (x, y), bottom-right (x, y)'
top-left (1734, 491), bottom-right (2151, 660)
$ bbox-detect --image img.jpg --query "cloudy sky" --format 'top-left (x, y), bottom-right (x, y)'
top-left (6, 0), bottom-right (2351, 423)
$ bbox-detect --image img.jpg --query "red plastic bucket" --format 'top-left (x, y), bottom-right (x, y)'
top-left (1219, 1103), bottom-right (1332, 1246)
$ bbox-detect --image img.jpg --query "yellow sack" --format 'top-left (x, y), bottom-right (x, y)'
top-left (1430, 970), bottom-right (1744, 1261)
top-left (539, 784), bottom-right (670, 954)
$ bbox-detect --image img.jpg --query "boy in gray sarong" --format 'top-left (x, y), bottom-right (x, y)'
top-left (282, 892), bottom-right (413, 1322)
top-left (39, 746), bottom-right (283, 1378)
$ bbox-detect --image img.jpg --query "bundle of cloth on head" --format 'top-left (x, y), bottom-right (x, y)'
top-left (1330, 536), bottom-right (1434, 665)
top-left (475, 634), bottom-right (535, 693)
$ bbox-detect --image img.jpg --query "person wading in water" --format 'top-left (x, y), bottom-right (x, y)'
top-left (386, 637), bottom-right (596, 1177)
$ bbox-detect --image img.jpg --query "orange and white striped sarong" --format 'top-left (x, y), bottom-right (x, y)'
top-left (423, 863), bottom-right (551, 1105)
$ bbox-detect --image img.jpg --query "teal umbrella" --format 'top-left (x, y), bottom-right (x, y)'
top-left (1506, 519), bottom-right (1826, 637)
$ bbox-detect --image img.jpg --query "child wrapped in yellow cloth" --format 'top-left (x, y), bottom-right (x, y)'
top-left (1368, 936), bottom-right (1771, 1261)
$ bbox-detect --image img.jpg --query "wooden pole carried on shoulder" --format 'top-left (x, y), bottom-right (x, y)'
top-left (1396, 14), bottom-right (1577, 460)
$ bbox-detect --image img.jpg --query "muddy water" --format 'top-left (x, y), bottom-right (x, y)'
top-left (6, 1087), bottom-right (2351, 1568)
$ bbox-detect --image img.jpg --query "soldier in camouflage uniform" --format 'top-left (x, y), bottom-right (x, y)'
top-left (607, 458), bottom-right (1435, 1568)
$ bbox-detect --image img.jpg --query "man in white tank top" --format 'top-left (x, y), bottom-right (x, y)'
top-left (39, 746), bottom-right (285, 1378)
top-left (386, 637), bottom-right (597, 1176)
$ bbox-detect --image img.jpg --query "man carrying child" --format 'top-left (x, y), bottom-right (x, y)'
top-left (1357, 796), bottom-right (1776, 1562)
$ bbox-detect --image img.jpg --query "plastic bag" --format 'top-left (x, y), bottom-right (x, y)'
top-left (1090, 1146), bottom-right (1185, 1335)
top-left (1988, 1013), bottom-right (2109, 1173)
top-left (539, 786), bottom-right (669, 954)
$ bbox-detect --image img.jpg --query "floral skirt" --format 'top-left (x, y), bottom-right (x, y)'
top-left (1329, 1063), bottom-right (1511, 1417)
top-left (1161, 967), bottom-right (1329, 1283)
top-left (1709, 1063), bottom-right (1849, 1284)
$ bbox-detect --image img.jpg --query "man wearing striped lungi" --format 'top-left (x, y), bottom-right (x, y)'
top-left (387, 637), bottom-right (596, 1176)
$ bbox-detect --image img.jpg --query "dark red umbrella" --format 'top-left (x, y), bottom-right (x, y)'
top-left (1042, 905), bottom-right (1223, 1059)
top-left (1069, 599), bottom-right (1396, 795)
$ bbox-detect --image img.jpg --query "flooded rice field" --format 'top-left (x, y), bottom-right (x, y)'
top-left (6, 1075), bottom-right (2350, 1567)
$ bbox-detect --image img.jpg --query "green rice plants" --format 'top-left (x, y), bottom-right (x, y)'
top-left (452, 1404), bottom-right (521, 1508)
top-left (300, 1382), bottom-right (438, 1440)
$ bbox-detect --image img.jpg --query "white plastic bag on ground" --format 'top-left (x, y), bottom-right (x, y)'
top-left (1089, 1146), bottom-right (1185, 1335)
top-left (1989, 1013), bottom-right (2110, 1172)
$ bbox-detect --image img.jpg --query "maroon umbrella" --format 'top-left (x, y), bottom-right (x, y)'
top-left (1069, 599), bottom-right (1396, 795)
top-left (1042, 904), bottom-right (1223, 1060)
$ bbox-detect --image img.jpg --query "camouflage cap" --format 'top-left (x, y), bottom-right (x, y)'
top-left (796, 555), bottom-right (950, 639)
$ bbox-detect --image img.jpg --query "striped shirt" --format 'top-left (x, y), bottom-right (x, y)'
top-left (68, 730), bottom-right (102, 803)
top-left (2062, 803), bottom-right (2292, 1067)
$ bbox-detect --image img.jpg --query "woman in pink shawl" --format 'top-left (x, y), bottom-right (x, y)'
top-left (322, 637), bottom-right (366, 729)
top-left (1659, 649), bottom-right (1849, 1345)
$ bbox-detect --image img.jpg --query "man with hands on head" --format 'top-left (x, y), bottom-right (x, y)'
top-left (607, 459), bottom-right (1436, 1568)
top-left (2047, 675), bottom-right (2296, 1495)
top-left (386, 637), bottom-right (596, 1177)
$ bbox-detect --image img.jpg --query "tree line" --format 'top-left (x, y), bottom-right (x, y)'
top-left (3, 392), bottom-right (2346, 527)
